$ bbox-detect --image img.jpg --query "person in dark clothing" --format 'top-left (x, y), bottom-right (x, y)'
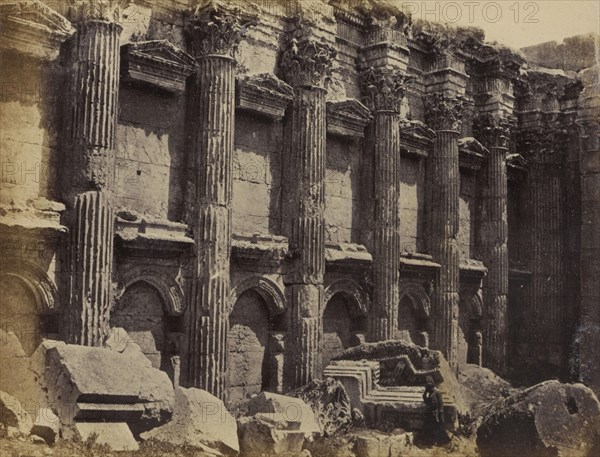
top-left (422, 375), bottom-right (450, 445)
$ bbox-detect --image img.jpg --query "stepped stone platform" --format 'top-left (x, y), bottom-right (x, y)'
top-left (324, 341), bottom-right (464, 430)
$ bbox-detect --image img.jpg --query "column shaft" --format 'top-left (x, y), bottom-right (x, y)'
top-left (369, 112), bottom-right (401, 341)
top-left (429, 130), bottom-right (461, 368)
top-left (188, 56), bottom-right (234, 398)
top-left (287, 87), bottom-right (326, 386)
top-left (63, 20), bottom-right (120, 346)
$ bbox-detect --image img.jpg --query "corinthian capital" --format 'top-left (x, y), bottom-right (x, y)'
top-left (360, 66), bottom-right (413, 113)
top-left (279, 18), bottom-right (336, 89)
top-left (424, 93), bottom-right (471, 132)
top-left (474, 114), bottom-right (516, 149)
top-left (63, 0), bottom-right (125, 25)
top-left (185, 1), bottom-right (258, 58)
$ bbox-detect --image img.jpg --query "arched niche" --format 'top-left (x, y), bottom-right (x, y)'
top-left (111, 281), bottom-right (167, 371)
top-left (227, 288), bottom-right (274, 406)
top-left (398, 283), bottom-right (431, 345)
top-left (229, 276), bottom-right (286, 317)
top-left (0, 260), bottom-right (58, 355)
top-left (117, 267), bottom-right (186, 316)
top-left (322, 280), bottom-right (369, 368)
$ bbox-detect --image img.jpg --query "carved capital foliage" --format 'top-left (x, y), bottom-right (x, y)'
top-left (185, 1), bottom-right (258, 58)
top-left (518, 120), bottom-right (568, 164)
top-left (360, 66), bottom-right (413, 113)
top-left (62, 0), bottom-right (126, 25)
top-left (279, 18), bottom-right (336, 88)
top-left (473, 114), bottom-right (516, 149)
top-left (424, 93), bottom-right (471, 131)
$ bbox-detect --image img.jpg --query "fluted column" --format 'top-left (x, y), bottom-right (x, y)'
top-left (475, 115), bottom-right (513, 373)
top-left (280, 20), bottom-right (335, 387)
top-left (425, 94), bottom-right (468, 369)
top-left (360, 67), bottom-right (411, 341)
top-left (61, 2), bottom-right (122, 346)
top-left (576, 65), bottom-right (600, 393)
top-left (185, 2), bottom-right (256, 398)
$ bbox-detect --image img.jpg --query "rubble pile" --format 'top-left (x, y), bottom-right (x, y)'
top-left (288, 378), bottom-right (354, 436)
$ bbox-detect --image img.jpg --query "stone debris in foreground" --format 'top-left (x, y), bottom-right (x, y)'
top-left (246, 391), bottom-right (322, 438)
top-left (238, 414), bottom-right (306, 456)
top-left (30, 407), bottom-right (60, 445)
top-left (63, 422), bottom-right (139, 451)
top-left (0, 390), bottom-right (33, 436)
top-left (141, 386), bottom-right (239, 454)
top-left (352, 429), bottom-right (414, 457)
top-left (36, 339), bottom-right (174, 434)
top-left (477, 380), bottom-right (600, 457)
top-left (288, 378), bottom-right (353, 436)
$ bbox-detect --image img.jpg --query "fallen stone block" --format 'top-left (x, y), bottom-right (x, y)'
top-left (288, 378), bottom-right (352, 436)
top-left (246, 391), bottom-right (321, 437)
top-left (141, 387), bottom-right (239, 454)
top-left (352, 430), bottom-right (413, 457)
top-left (238, 415), bottom-right (306, 456)
top-left (0, 390), bottom-right (33, 436)
top-left (64, 422), bottom-right (139, 451)
top-left (37, 340), bottom-right (174, 434)
top-left (31, 407), bottom-right (60, 445)
top-left (477, 380), bottom-right (600, 457)
top-left (105, 327), bottom-right (152, 368)
top-left (0, 329), bottom-right (44, 410)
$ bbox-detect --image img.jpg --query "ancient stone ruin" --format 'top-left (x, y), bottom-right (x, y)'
top-left (0, 0), bottom-right (599, 455)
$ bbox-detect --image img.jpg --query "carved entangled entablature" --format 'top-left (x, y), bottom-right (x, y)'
top-left (360, 66), bottom-right (414, 113)
top-left (424, 93), bottom-right (472, 131)
top-left (185, 1), bottom-right (259, 58)
top-left (121, 40), bottom-right (197, 93)
top-left (458, 137), bottom-right (489, 171)
top-left (326, 98), bottom-right (372, 138)
top-left (236, 73), bottom-right (294, 120)
top-left (0, 259), bottom-right (58, 314)
top-left (116, 265), bottom-right (186, 316)
top-left (323, 279), bottom-right (370, 318)
top-left (400, 119), bottom-right (436, 158)
top-left (279, 17), bottom-right (337, 89)
top-left (228, 275), bottom-right (286, 316)
top-left (459, 259), bottom-right (487, 286)
top-left (325, 242), bottom-right (372, 272)
top-left (231, 233), bottom-right (288, 267)
top-left (0, 1), bottom-right (75, 60)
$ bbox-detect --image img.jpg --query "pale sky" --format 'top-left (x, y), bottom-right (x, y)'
top-left (398, 0), bottom-right (599, 49)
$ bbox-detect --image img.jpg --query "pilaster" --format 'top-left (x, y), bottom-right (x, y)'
top-left (280, 14), bottom-right (336, 387)
top-left (185, 0), bottom-right (257, 398)
top-left (61, 0), bottom-right (122, 346)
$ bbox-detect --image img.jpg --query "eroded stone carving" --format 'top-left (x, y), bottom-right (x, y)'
top-left (360, 66), bottom-right (413, 112)
top-left (185, 1), bottom-right (258, 58)
top-left (279, 18), bottom-right (336, 88)
top-left (424, 93), bottom-right (471, 131)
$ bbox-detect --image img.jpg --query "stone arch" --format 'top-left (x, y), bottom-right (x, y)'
top-left (399, 283), bottom-right (431, 319)
top-left (227, 288), bottom-right (274, 405)
top-left (322, 280), bottom-right (369, 367)
top-left (117, 266), bottom-right (185, 316)
top-left (323, 279), bottom-right (369, 318)
top-left (0, 260), bottom-right (58, 355)
top-left (229, 276), bottom-right (286, 317)
top-left (0, 260), bottom-right (58, 314)
top-left (111, 280), bottom-right (167, 370)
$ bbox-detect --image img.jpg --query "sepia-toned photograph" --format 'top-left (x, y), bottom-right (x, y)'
top-left (0, 0), bottom-right (598, 455)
